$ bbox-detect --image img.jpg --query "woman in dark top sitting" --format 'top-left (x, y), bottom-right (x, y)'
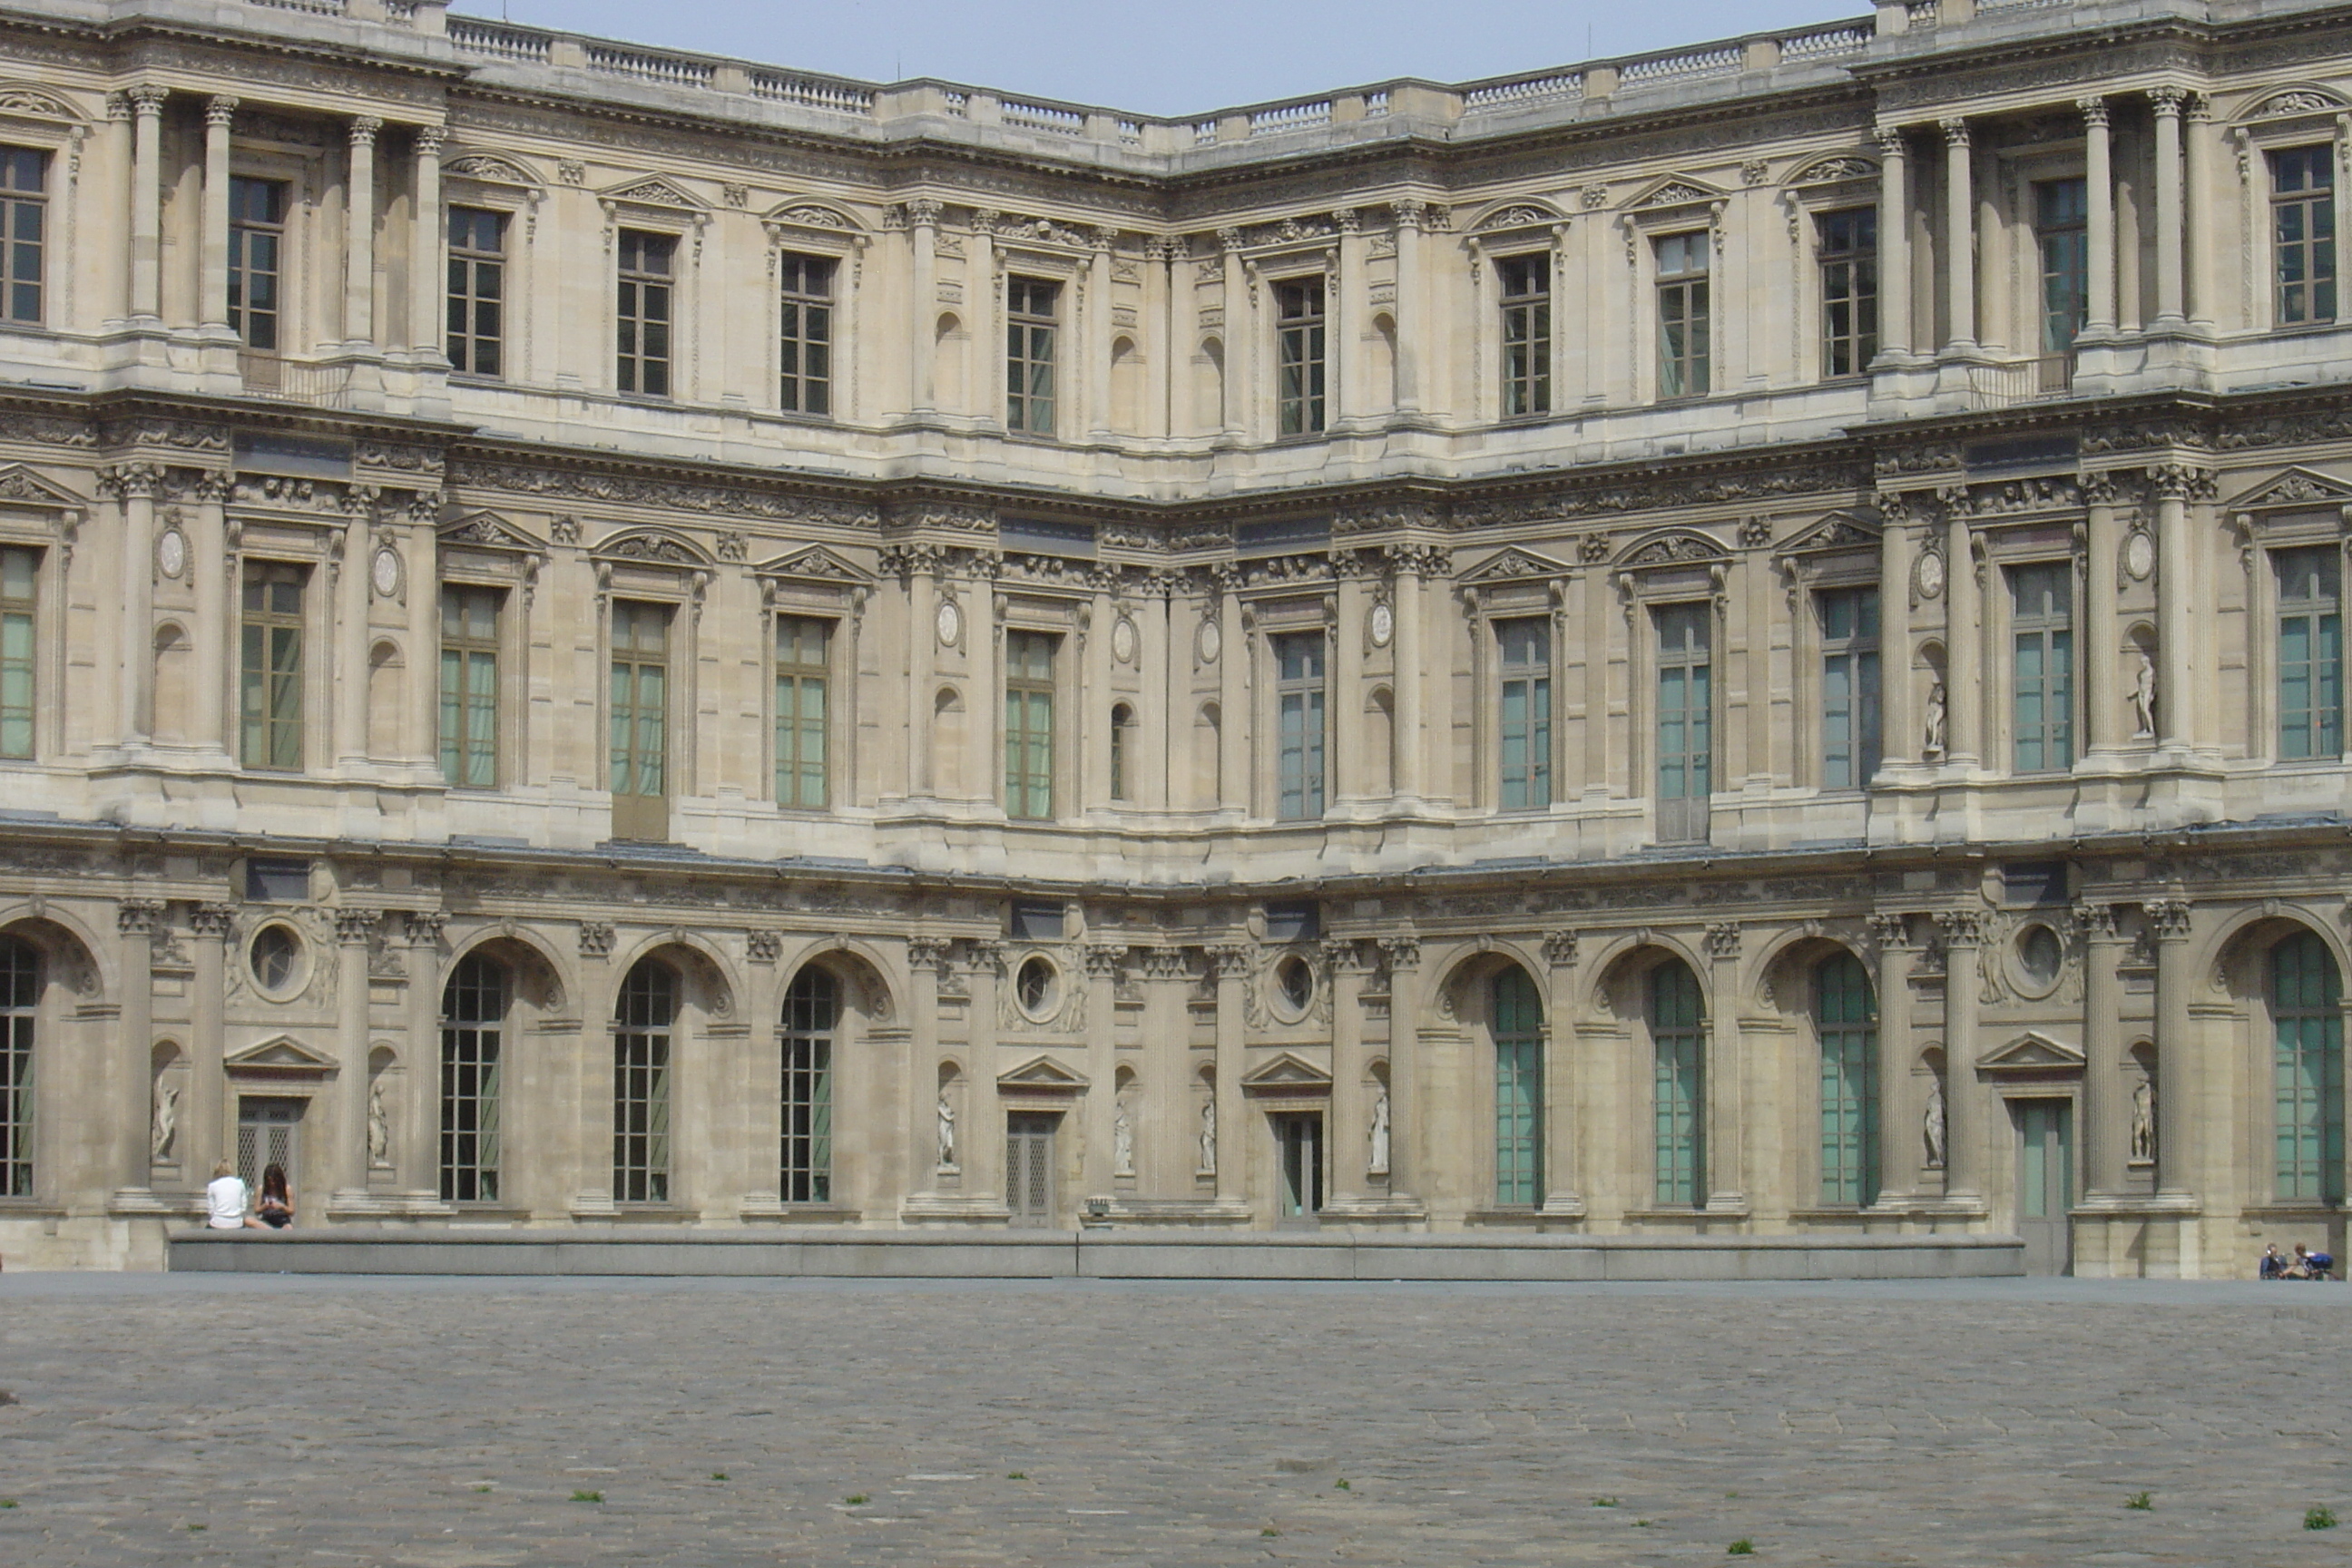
top-left (257, 1162), bottom-right (295, 1230)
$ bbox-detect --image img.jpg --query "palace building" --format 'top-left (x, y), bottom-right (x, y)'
top-left (0, 0), bottom-right (2347, 1274)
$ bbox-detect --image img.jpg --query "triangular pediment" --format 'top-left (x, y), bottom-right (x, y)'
top-left (225, 1034), bottom-right (338, 1073)
top-left (1779, 511), bottom-right (1882, 554)
top-left (599, 174), bottom-right (706, 211)
top-left (442, 150), bottom-right (543, 190)
top-left (1240, 1051), bottom-right (1334, 1092)
top-left (1630, 174), bottom-right (1723, 211)
top-left (1617, 528), bottom-right (1729, 568)
top-left (998, 1054), bottom-right (1089, 1093)
top-left (754, 544), bottom-right (869, 583)
top-left (1460, 546), bottom-right (1573, 585)
top-left (591, 525), bottom-right (713, 567)
top-left (1978, 1030), bottom-right (2085, 1074)
top-left (0, 464), bottom-right (88, 510)
top-left (439, 511), bottom-right (544, 554)
top-left (2225, 466), bottom-right (2352, 511)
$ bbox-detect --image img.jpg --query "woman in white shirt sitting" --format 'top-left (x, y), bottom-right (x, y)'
top-left (204, 1158), bottom-right (265, 1230)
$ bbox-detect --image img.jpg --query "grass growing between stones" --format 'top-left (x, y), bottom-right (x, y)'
top-left (2126, 1492), bottom-right (2153, 1510)
top-left (2308, 1506), bottom-right (2338, 1531)
top-left (568, 1491), bottom-right (603, 1504)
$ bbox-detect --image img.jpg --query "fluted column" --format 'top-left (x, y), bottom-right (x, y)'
top-left (2151, 463), bottom-right (2206, 749)
top-left (101, 463), bottom-right (160, 748)
top-left (903, 550), bottom-right (935, 798)
top-left (190, 472), bottom-right (230, 755)
top-left (1936, 908), bottom-right (1984, 1201)
top-left (1085, 228), bottom-right (1114, 439)
top-left (401, 913), bottom-right (446, 1201)
top-left (1325, 938), bottom-right (1367, 1204)
top-left (1390, 547), bottom-right (1426, 800)
top-left (1216, 576), bottom-right (1246, 809)
top-left (1332, 569), bottom-right (1366, 801)
top-left (1378, 936), bottom-right (1421, 1203)
top-left (334, 908), bottom-right (380, 1202)
top-left (904, 936), bottom-right (949, 1198)
top-left (965, 940), bottom-right (1004, 1208)
top-left (201, 96), bottom-right (239, 334)
top-left (1867, 914), bottom-right (1919, 1201)
top-left (1334, 209), bottom-right (1365, 421)
top-left (2075, 902), bottom-right (2131, 1199)
top-left (2083, 475), bottom-right (2125, 753)
top-left (405, 495), bottom-right (438, 768)
top-left (1940, 118), bottom-right (1975, 352)
top-left (116, 899), bottom-right (164, 1193)
top-left (2082, 96), bottom-right (2116, 338)
top-left (1084, 575), bottom-right (1114, 808)
top-left (1082, 943), bottom-right (1122, 1200)
top-left (345, 117), bottom-right (380, 346)
top-left (335, 502), bottom-right (373, 767)
top-left (2147, 897), bottom-right (2194, 1199)
top-left (2151, 87), bottom-right (2186, 330)
top-left (1539, 932), bottom-right (1582, 1211)
top-left (1703, 923), bottom-right (1747, 1211)
top-left (1392, 199), bottom-right (1425, 413)
top-left (1218, 229), bottom-right (1245, 436)
top-left (1210, 943), bottom-right (1250, 1206)
top-left (409, 126), bottom-right (446, 359)
top-left (2185, 94), bottom-right (2216, 329)
top-left (1941, 500), bottom-right (1980, 767)
top-left (1877, 514), bottom-right (1916, 771)
top-left (906, 198), bottom-right (939, 415)
top-left (129, 85), bottom-right (166, 321)
top-left (188, 904), bottom-right (235, 1182)
top-left (1873, 127), bottom-right (1911, 361)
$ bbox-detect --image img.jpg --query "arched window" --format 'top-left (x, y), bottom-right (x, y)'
top-left (1651, 960), bottom-right (1705, 1208)
top-left (0, 936), bottom-right (35, 1197)
top-left (1815, 952), bottom-right (1879, 1207)
top-left (613, 959), bottom-right (678, 1203)
top-left (439, 954), bottom-right (508, 1203)
top-left (781, 967), bottom-right (838, 1203)
top-left (1493, 965), bottom-right (1544, 1205)
top-left (2272, 931), bottom-right (2345, 1202)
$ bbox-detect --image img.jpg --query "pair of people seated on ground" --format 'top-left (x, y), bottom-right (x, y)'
top-left (203, 1158), bottom-right (295, 1230)
top-left (2259, 1242), bottom-right (2336, 1279)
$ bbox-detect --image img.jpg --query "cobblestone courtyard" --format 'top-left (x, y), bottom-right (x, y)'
top-left (0, 1275), bottom-right (2348, 1565)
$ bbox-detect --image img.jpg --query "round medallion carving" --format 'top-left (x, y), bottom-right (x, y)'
top-left (1196, 617), bottom-right (1221, 665)
top-left (1914, 548), bottom-right (1945, 601)
top-left (1111, 614), bottom-right (1138, 665)
top-left (2122, 530), bottom-right (2155, 582)
top-left (370, 546), bottom-right (402, 600)
top-left (1368, 602), bottom-right (1395, 648)
top-left (154, 527), bottom-right (186, 581)
top-left (935, 597), bottom-right (963, 648)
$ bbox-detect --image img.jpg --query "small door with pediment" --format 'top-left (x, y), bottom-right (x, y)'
top-left (1273, 1112), bottom-right (1325, 1218)
top-left (1005, 1112), bottom-right (1059, 1227)
top-left (2013, 1098), bottom-right (2074, 1276)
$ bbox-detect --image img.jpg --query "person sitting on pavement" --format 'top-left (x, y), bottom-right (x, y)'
top-left (2260, 1242), bottom-right (2289, 1279)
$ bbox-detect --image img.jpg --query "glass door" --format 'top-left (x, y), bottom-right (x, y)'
top-left (1273, 1112), bottom-right (1324, 1217)
top-left (2014, 1099), bottom-right (2074, 1276)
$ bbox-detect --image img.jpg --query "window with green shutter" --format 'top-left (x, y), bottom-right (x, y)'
top-left (2010, 562), bottom-right (2074, 773)
top-left (1497, 617), bottom-right (1551, 811)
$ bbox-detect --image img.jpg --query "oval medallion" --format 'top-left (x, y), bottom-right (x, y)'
top-left (1914, 548), bottom-right (1945, 601)
top-left (370, 545), bottom-right (402, 599)
top-left (1111, 614), bottom-right (1138, 666)
top-left (935, 597), bottom-right (963, 648)
top-left (1368, 602), bottom-right (1395, 649)
top-left (1196, 617), bottom-right (1221, 665)
top-left (154, 527), bottom-right (186, 581)
top-left (2122, 530), bottom-right (2155, 582)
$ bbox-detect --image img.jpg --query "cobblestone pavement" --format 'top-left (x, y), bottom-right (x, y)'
top-left (2, 1275), bottom-right (2350, 1566)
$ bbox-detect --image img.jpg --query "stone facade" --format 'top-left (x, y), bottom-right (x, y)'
top-left (0, 0), bottom-right (2347, 1272)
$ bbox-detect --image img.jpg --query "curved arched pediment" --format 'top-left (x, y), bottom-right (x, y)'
top-left (591, 526), bottom-right (715, 567)
top-left (0, 84), bottom-right (87, 123)
top-left (1467, 198), bottom-right (1566, 233)
top-left (1615, 528), bottom-right (1730, 569)
top-left (2241, 84), bottom-right (2351, 123)
top-left (442, 150), bottom-right (545, 191)
top-left (1785, 152), bottom-right (1877, 188)
top-left (762, 200), bottom-right (863, 234)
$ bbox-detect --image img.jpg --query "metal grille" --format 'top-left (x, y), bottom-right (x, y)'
top-left (440, 954), bottom-right (507, 1203)
top-left (1493, 966), bottom-right (1544, 1206)
top-left (612, 961), bottom-right (676, 1203)
top-left (1816, 953), bottom-right (1879, 1207)
top-left (1651, 961), bottom-right (1705, 1207)
top-left (1005, 1112), bottom-right (1056, 1224)
top-left (0, 936), bottom-right (34, 1196)
top-left (236, 1098), bottom-right (301, 1197)
top-left (780, 967), bottom-right (836, 1202)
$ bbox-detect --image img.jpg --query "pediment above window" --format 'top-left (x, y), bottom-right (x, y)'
top-left (1626, 174), bottom-right (1724, 212)
top-left (1615, 528), bottom-right (1730, 569)
top-left (598, 173), bottom-right (708, 212)
top-left (0, 83), bottom-right (84, 125)
top-left (224, 1034), bottom-right (338, 1077)
top-left (590, 526), bottom-right (715, 568)
top-left (997, 1054), bottom-right (1088, 1093)
top-left (0, 464), bottom-right (89, 514)
top-left (1977, 1030), bottom-right (2085, 1076)
top-left (1240, 1051), bottom-right (1334, 1095)
top-left (438, 511), bottom-right (545, 555)
top-left (443, 149), bottom-right (544, 194)
top-left (754, 544), bottom-right (870, 584)
top-left (1778, 511), bottom-right (1882, 555)
top-left (2225, 466), bottom-right (2352, 513)
top-left (1785, 152), bottom-right (1878, 189)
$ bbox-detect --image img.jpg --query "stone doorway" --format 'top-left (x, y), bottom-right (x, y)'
top-left (1272, 1112), bottom-right (1324, 1219)
top-left (237, 1095), bottom-right (306, 1200)
top-left (2013, 1097), bottom-right (2073, 1276)
top-left (1004, 1112), bottom-right (1058, 1227)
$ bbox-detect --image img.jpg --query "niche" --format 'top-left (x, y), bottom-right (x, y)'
top-left (151, 622), bottom-right (191, 744)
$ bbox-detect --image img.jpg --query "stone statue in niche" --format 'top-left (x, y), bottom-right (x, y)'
top-left (936, 1093), bottom-right (956, 1169)
top-left (2131, 1078), bottom-right (2155, 1162)
top-left (2129, 652), bottom-right (2158, 740)
top-left (150, 1081), bottom-right (180, 1162)
top-left (1367, 1089), bottom-right (1391, 1175)
top-left (367, 1082), bottom-right (390, 1169)
top-left (1112, 1099), bottom-right (1135, 1178)
top-left (1198, 1099), bottom-right (1217, 1175)
top-left (1923, 1074), bottom-right (1947, 1170)
top-left (1923, 683), bottom-right (1947, 760)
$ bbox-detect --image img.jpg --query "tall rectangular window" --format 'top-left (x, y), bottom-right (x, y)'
top-left (2035, 178), bottom-right (2089, 355)
top-left (0, 940), bottom-right (31, 1197)
top-left (239, 561), bottom-right (306, 770)
top-left (1496, 617), bottom-right (1551, 810)
top-left (1818, 206), bottom-right (1878, 377)
top-left (228, 177), bottom-right (288, 351)
top-left (1004, 629), bottom-right (1056, 819)
top-left (1819, 587), bottom-right (1881, 789)
top-left (1494, 967), bottom-right (1544, 1206)
top-left (2272, 145), bottom-right (2338, 327)
top-left (0, 147), bottom-right (48, 326)
top-left (438, 954), bottom-right (505, 1204)
top-left (612, 963), bottom-right (674, 1204)
top-left (1275, 276), bottom-right (1327, 436)
top-left (2273, 933), bottom-right (2346, 1204)
top-left (616, 230), bottom-right (675, 397)
top-left (779, 252), bottom-right (835, 416)
top-left (1655, 230), bottom-right (1710, 398)
top-left (1651, 962), bottom-right (1705, 1208)
top-left (774, 614), bottom-right (831, 809)
top-left (1655, 603), bottom-right (1711, 842)
top-left (1006, 277), bottom-right (1058, 436)
top-left (0, 545), bottom-right (34, 760)
top-left (438, 585), bottom-right (501, 789)
top-left (446, 206), bottom-right (506, 377)
top-left (1275, 631), bottom-right (1327, 820)
top-left (609, 602), bottom-right (670, 840)
top-left (1497, 252), bottom-right (1552, 417)
top-left (2278, 545), bottom-right (2343, 760)
top-left (1816, 953), bottom-right (1880, 1208)
top-left (2011, 561), bottom-right (2074, 773)
top-left (781, 970), bottom-right (836, 1204)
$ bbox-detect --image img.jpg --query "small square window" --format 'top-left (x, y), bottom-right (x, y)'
top-left (244, 858), bottom-right (310, 903)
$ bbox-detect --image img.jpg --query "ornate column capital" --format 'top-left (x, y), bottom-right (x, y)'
top-left (2143, 898), bottom-right (2193, 941)
top-left (1318, 936), bottom-right (1367, 975)
top-left (2077, 94), bottom-right (2111, 128)
top-left (1938, 115), bottom-right (1970, 149)
top-left (1865, 911), bottom-right (1914, 950)
top-left (1872, 124), bottom-right (1907, 159)
top-left (2148, 84), bottom-right (2187, 118)
top-left (416, 124), bottom-right (446, 158)
top-left (130, 84), bottom-right (170, 115)
top-left (204, 94), bottom-right (240, 129)
top-left (1935, 907), bottom-right (1986, 947)
top-left (348, 115), bottom-right (383, 148)
top-left (1375, 935), bottom-right (1421, 971)
top-left (577, 921), bottom-right (616, 959)
top-left (405, 911), bottom-right (447, 948)
top-left (190, 903), bottom-right (237, 940)
top-left (116, 898), bottom-right (167, 936)
top-left (1208, 942), bottom-right (1255, 982)
top-left (906, 936), bottom-right (954, 973)
top-left (1704, 922), bottom-right (1742, 961)
top-left (1140, 946), bottom-right (1191, 982)
top-left (2071, 901), bottom-right (2122, 942)
top-left (1083, 942), bottom-right (1128, 979)
top-left (333, 908), bottom-right (382, 946)
top-left (1541, 930), bottom-right (1580, 969)
top-left (2147, 461), bottom-right (2217, 503)
top-left (1391, 197), bottom-right (1428, 232)
top-left (903, 196), bottom-right (943, 228)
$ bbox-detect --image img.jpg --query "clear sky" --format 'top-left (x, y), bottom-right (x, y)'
top-left (447, 1), bottom-right (1869, 118)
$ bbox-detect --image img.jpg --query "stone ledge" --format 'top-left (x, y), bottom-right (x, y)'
top-left (165, 1226), bottom-right (2024, 1281)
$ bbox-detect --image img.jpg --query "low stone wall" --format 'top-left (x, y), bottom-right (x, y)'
top-left (168, 1227), bottom-right (2024, 1280)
